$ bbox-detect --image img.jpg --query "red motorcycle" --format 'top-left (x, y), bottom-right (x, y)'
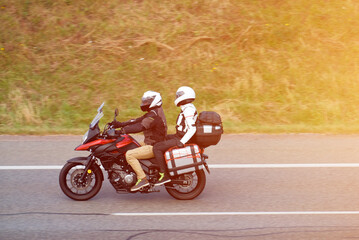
top-left (59, 103), bottom-right (222, 201)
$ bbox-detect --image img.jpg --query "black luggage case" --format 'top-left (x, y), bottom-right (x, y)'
top-left (193, 111), bottom-right (223, 148)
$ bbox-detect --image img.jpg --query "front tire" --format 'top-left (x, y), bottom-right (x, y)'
top-left (165, 169), bottom-right (206, 200)
top-left (59, 162), bottom-right (102, 201)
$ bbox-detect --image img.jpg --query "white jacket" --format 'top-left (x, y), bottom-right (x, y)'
top-left (176, 103), bottom-right (198, 144)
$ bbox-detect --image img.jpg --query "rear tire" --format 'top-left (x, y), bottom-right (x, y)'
top-left (165, 170), bottom-right (206, 200)
top-left (59, 162), bottom-right (102, 201)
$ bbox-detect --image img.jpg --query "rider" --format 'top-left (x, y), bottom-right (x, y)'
top-left (111, 91), bottom-right (167, 191)
top-left (153, 86), bottom-right (198, 185)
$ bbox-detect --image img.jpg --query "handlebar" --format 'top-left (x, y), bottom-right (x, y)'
top-left (102, 123), bottom-right (123, 139)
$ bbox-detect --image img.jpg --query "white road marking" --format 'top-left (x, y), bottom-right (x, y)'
top-left (110, 211), bottom-right (359, 216)
top-left (2, 163), bottom-right (359, 170)
top-left (211, 163), bottom-right (359, 168)
top-left (0, 165), bottom-right (63, 170)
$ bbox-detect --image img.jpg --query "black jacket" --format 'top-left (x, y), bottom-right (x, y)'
top-left (118, 107), bottom-right (167, 146)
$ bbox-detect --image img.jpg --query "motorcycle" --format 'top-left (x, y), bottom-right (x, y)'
top-left (59, 103), bottom-right (214, 201)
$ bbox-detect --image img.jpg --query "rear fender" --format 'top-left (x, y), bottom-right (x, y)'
top-left (67, 157), bottom-right (104, 182)
top-left (201, 154), bottom-right (210, 174)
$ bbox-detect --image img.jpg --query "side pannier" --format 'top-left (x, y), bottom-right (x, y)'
top-left (193, 111), bottom-right (223, 148)
top-left (165, 144), bottom-right (203, 176)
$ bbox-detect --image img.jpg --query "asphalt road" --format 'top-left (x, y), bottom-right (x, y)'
top-left (1, 134), bottom-right (359, 240)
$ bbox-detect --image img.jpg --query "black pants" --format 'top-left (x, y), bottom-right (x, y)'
top-left (153, 134), bottom-right (180, 176)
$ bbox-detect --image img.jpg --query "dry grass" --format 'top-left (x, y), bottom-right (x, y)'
top-left (1, 0), bottom-right (359, 134)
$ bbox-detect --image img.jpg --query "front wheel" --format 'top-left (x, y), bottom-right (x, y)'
top-left (165, 169), bottom-right (206, 200)
top-left (59, 162), bottom-right (102, 201)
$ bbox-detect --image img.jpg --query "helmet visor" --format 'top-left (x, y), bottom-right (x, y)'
top-left (176, 91), bottom-right (185, 99)
top-left (141, 96), bottom-right (154, 107)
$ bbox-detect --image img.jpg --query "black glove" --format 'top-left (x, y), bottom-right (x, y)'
top-left (176, 139), bottom-right (184, 148)
top-left (111, 120), bottom-right (124, 128)
top-left (115, 129), bottom-right (125, 135)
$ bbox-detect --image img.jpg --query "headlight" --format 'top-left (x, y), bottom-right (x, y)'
top-left (82, 130), bottom-right (89, 144)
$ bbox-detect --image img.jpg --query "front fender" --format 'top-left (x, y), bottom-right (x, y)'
top-left (66, 157), bottom-right (104, 182)
top-left (67, 157), bottom-right (88, 165)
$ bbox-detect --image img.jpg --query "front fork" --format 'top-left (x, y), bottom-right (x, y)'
top-left (79, 154), bottom-right (97, 182)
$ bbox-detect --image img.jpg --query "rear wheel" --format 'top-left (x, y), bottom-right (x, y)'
top-left (165, 170), bottom-right (206, 200)
top-left (59, 162), bottom-right (102, 201)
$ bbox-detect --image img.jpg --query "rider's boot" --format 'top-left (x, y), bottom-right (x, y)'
top-left (131, 177), bottom-right (150, 191)
top-left (155, 172), bottom-right (171, 186)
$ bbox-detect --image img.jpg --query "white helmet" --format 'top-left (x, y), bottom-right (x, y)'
top-left (174, 86), bottom-right (196, 106)
top-left (140, 91), bottom-right (162, 112)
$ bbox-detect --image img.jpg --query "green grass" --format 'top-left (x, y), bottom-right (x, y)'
top-left (1, 0), bottom-right (359, 134)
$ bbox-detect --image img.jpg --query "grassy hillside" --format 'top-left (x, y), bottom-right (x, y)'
top-left (1, 0), bottom-right (359, 134)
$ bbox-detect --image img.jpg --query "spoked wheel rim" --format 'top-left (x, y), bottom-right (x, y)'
top-left (165, 170), bottom-right (206, 200)
top-left (59, 162), bottom-right (102, 201)
top-left (171, 172), bottom-right (198, 193)
top-left (67, 166), bottom-right (96, 195)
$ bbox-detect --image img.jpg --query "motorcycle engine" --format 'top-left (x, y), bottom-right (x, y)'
top-left (110, 163), bottom-right (137, 190)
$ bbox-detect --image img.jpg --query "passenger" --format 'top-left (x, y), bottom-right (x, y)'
top-left (153, 86), bottom-right (198, 185)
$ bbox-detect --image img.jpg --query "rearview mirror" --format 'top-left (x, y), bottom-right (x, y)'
top-left (114, 108), bottom-right (119, 118)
